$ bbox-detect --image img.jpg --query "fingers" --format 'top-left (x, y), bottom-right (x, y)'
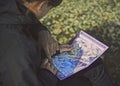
top-left (42, 58), bottom-right (49, 65)
top-left (41, 58), bottom-right (57, 75)
top-left (43, 43), bottom-right (73, 59)
top-left (59, 44), bottom-right (73, 53)
top-left (40, 59), bottom-right (48, 68)
top-left (44, 39), bottom-right (59, 59)
top-left (49, 39), bottom-right (59, 56)
top-left (52, 40), bottom-right (59, 55)
top-left (49, 40), bottom-right (54, 56)
top-left (44, 45), bottom-right (51, 59)
top-left (41, 58), bottom-right (50, 68)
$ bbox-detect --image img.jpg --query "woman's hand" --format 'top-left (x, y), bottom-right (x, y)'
top-left (59, 44), bottom-right (73, 53)
top-left (38, 30), bottom-right (73, 59)
top-left (40, 58), bottom-right (57, 75)
top-left (38, 30), bottom-right (59, 59)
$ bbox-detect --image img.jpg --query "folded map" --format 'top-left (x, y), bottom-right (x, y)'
top-left (52, 30), bottom-right (109, 80)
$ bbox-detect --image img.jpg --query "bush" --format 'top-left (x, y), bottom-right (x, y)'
top-left (41, 0), bottom-right (120, 44)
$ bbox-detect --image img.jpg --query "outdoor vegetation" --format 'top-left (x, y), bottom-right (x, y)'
top-left (40, 0), bottom-right (120, 85)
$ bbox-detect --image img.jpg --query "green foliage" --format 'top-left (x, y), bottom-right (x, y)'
top-left (41, 0), bottom-right (120, 44)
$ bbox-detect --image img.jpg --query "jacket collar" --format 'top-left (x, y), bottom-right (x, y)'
top-left (0, 0), bottom-right (38, 24)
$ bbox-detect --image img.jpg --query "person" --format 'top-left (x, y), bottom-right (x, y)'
top-left (0, 0), bottom-right (67, 86)
top-left (0, 0), bottom-right (114, 86)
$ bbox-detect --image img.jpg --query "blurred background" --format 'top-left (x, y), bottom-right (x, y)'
top-left (40, 0), bottom-right (120, 85)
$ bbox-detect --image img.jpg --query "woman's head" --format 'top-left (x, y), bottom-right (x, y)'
top-left (17, 0), bottom-right (62, 19)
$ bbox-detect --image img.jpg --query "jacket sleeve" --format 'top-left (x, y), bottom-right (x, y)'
top-left (29, 23), bottom-right (51, 40)
top-left (0, 28), bottom-right (57, 86)
top-left (33, 23), bottom-right (49, 32)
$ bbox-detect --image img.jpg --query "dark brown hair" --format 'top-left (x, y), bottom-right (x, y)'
top-left (18, 0), bottom-right (62, 7)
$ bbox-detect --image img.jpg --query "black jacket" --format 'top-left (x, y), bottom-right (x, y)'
top-left (0, 0), bottom-right (58, 86)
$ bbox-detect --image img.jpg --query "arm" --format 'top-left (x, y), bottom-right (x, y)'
top-left (0, 29), bottom-right (58, 86)
top-left (31, 22), bottom-right (73, 59)
top-left (29, 22), bottom-right (59, 59)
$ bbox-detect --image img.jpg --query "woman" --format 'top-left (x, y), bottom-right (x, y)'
top-left (0, 0), bottom-right (113, 86)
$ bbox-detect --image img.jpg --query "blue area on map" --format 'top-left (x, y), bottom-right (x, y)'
top-left (52, 49), bottom-right (83, 79)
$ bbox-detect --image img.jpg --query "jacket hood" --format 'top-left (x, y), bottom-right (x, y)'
top-left (0, 0), bottom-right (23, 24)
top-left (0, 0), bottom-right (20, 14)
top-left (0, 0), bottom-right (37, 24)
